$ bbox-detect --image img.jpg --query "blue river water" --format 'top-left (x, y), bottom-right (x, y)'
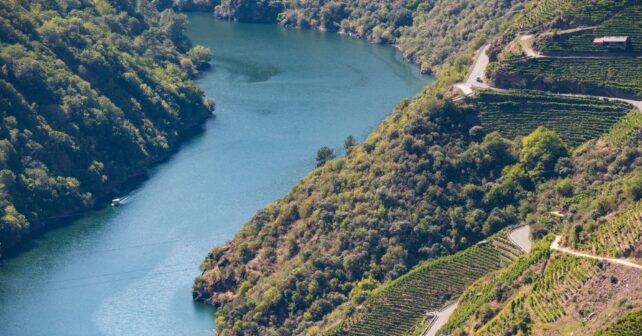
top-left (0, 13), bottom-right (431, 335)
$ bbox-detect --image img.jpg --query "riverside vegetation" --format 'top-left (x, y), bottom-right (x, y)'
top-left (0, 0), bottom-right (213, 254)
top-left (173, 0), bottom-right (531, 74)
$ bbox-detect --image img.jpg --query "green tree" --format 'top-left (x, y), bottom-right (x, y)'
top-left (316, 146), bottom-right (335, 167)
top-left (344, 135), bottom-right (356, 151)
top-left (188, 45), bottom-right (213, 69)
top-left (519, 127), bottom-right (569, 182)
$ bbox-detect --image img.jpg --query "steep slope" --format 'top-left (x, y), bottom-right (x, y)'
top-left (194, 1), bottom-right (642, 335)
top-left (470, 89), bottom-right (633, 147)
top-left (333, 234), bottom-right (522, 336)
top-left (442, 237), bottom-right (642, 336)
top-left (488, 3), bottom-right (642, 99)
top-left (193, 77), bottom-right (577, 334)
top-left (0, 0), bottom-right (213, 254)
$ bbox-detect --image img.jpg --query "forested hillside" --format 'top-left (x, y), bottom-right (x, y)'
top-left (193, 74), bottom-right (576, 334)
top-left (194, 0), bottom-right (642, 335)
top-left (182, 0), bottom-right (529, 73)
top-left (443, 131), bottom-right (642, 335)
top-left (0, 0), bottom-right (213, 254)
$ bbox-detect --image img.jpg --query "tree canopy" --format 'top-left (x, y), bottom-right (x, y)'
top-left (0, 0), bottom-right (213, 254)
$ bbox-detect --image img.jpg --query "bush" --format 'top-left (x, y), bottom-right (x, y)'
top-left (315, 146), bottom-right (336, 167)
top-left (520, 126), bottom-right (569, 181)
top-left (624, 173), bottom-right (642, 200)
top-left (555, 178), bottom-right (574, 197)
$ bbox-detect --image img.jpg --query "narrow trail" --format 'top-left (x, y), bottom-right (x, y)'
top-left (519, 35), bottom-right (541, 58)
top-left (551, 236), bottom-right (642, 270)
top-left (421, 301), bottom-right (459, 336)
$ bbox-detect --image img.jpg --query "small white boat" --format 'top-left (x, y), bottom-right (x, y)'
top-left (111, 198), bottom-right (122, 206)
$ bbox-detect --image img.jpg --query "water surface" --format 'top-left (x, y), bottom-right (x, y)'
top-left (0, 13), bottom-right (431, 335)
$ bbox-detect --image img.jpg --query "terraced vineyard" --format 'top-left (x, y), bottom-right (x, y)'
top-left (493, 57), bottom-right (642, 98)
top-left (461, 253), bottom-right (600, 335)
top-left (528, 254), bottom-right (599, 323)
top-left (337, 238), bottom-right (522, 336)
top-left (516, 0), bottom-right (572, 31)
top-left (475, 293), bottom-right (530, 336)
top-left (573, 202), bottom-right (642, 258)
top-left (516, 0), bottom-right (633, 32)
top-left (594, 310), bottom-right (642, 336)
top-left (537, 5), bottom-right (642, 54)
top-left (471, 90), bottom-right (633, 147)
top-left (440, 237), bottom-right (552, 335)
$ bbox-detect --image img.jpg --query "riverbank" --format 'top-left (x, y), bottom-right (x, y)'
top-left (175, 0), bottom-right (527, 74)
top-left (0, 16), bottom-right (429, 335)
top-left (0, 116), bottom-right (211, 259)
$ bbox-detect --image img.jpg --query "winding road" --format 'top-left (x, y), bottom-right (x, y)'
top-left (419, 224), bottom-right (532, 336)
top-left (424, 36), bottom-right (642, 335)
top-left (455, 42), bottom-right (642, 111)
top-left (509, 225), bottom-right (533, 252)
top-left (454, 44), bottom-right (490, 95)
top-left (421, 301), bottom-right (459, 336)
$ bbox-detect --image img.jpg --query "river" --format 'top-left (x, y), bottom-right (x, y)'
top-left (0, 13), bottom-right (431, 336)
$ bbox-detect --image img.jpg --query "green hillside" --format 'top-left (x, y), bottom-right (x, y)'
top-left (445, 246), bottom-right (640, 336)
top-left (190, 1), bottom-right (642, 335)
top-left (193, 84), bottom-right (577, 334)
top-left (0, 0), bottom-right (213, 253)
top-left (566, 201), bottom-right (642, 260)
top-left (440, 237), bottom-right (552, 334)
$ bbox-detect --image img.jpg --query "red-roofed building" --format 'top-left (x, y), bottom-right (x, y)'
top-left (593, 36), bottom-right (629, 50)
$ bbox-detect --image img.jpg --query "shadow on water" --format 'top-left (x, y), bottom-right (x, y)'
top-left (214, 55), bottom-right (281, 82)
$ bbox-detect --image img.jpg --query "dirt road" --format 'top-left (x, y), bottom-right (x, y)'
top-left (551, 236), bottom-right (642, 270)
